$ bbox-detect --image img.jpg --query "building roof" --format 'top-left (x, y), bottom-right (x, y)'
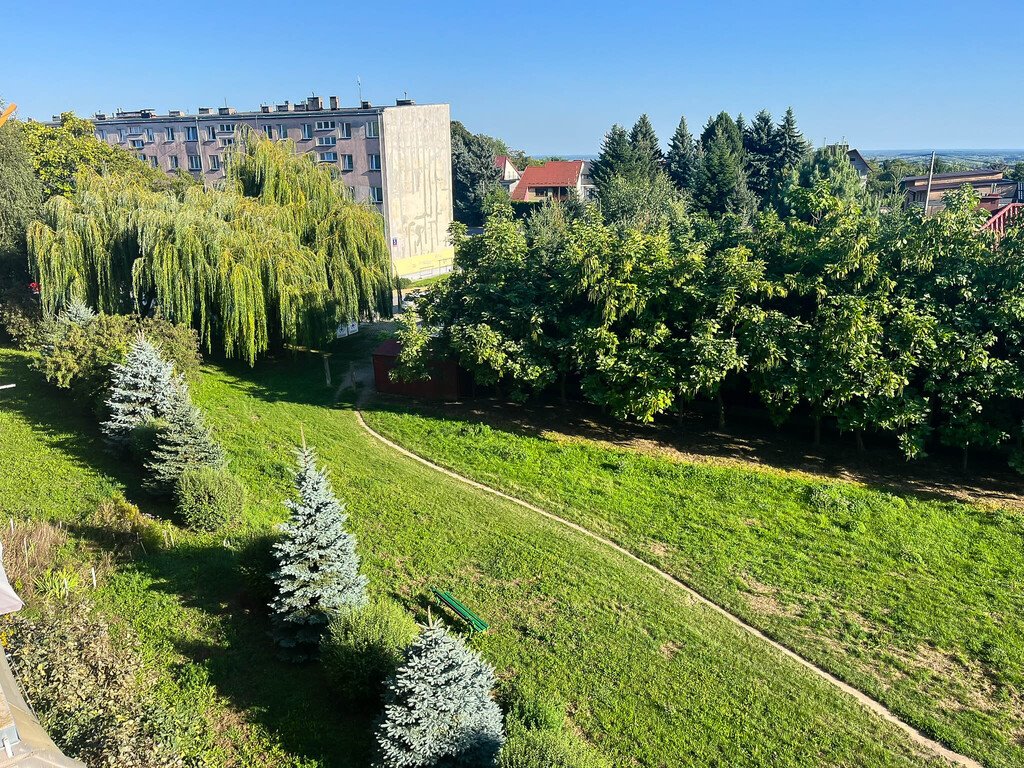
top-left (846, 148), bottom-right (870, 169)
top-left (900, 168), bottom-right (1004, 186)
top-left (493, 155), bottom-right (519, 172)
top-left (511, 161), bottom-right (584, 201)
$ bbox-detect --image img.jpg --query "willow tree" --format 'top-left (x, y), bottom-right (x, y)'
top-left (28, 127), bottom-right (393, 364)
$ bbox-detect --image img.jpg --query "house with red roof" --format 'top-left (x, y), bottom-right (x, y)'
top-left (494, 155), bottom-right (521, 197)
top-left (510, 160), bottom-right (586, 202)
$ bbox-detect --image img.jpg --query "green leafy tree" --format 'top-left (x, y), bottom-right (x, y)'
top-left (0, 116), bottom-right (42, 278)
top-left (665, 116), bottom-right (699, 192)
top-left (29, 129), bottom-right (392, 364)
top-left (792, 145), bottom-right (867, 206)
top-left (145, 376), bottom-right (225, 492)
top-left (451, 121), bottom-right (505, 226)
top-left (375, 620), bottom-right (505, 767)
top-left (270, 444), bottom-right (367, 660)
top-left (21, 112), bottom-right (161, 198)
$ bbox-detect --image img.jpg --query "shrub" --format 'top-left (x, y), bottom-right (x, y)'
top-left (501, 679), bottom-right (566, 733)
top-left (175, 466), bottom-right (245, 531)
top-left (33, 313), bottom-right (200, 413)
top-left (0, 282), bottom-right (41, 347)
top-left (129, 418), bottom-right (167, 463)
top-left (322, 598), bottom-right (417, 703)
top-left (91, 495), bottom-right (163, 557)
top-left (498, 729), bottom-right (610, 768)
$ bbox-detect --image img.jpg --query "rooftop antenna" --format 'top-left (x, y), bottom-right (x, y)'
top-left (923, 151), bottom-right (937, 217)
top-left (357, 76), bottom-right (362, 103)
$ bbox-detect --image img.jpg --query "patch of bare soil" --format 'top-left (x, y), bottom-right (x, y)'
top-left (391, 396), bottom-right (1024, 512)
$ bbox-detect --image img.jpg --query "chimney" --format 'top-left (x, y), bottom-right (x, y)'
top-left (360, 100), bottom-right (372, 109)
top-left (218, 106), bottom-right (236, 115)
top-left (307, 95), bottom-right (323, 111)
top-left (260, 104), bottom-right (271, 113)
top-left (395, 98), bottom-right (414, 106)
top-left (168, 110), bottom-right (183, 117)
top-left (94, 112), bottom-right (107, 120)
top-left (198, 107), bottom-right (212, 115)
top-left (329, 95), bottom-right (339, 110)
top-left (276, 101), bottom-right (293, 112)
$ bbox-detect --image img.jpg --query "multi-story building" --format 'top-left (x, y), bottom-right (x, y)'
top-left (80, 95), bottom-right (453, 277)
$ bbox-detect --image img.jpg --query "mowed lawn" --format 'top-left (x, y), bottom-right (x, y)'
top-left (363, 402), bottom-right (1024, 768)
top-left (1, 343), bottom-right (946, 767)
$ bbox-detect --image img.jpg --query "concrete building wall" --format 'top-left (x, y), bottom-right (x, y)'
top-left (380, 103), bottom-right (454, 277)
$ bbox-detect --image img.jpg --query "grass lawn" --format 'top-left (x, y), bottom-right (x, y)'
top-left (0, 340), bottom-right (954, 767)
top-left (363, 400), bottom-right (1024, 768)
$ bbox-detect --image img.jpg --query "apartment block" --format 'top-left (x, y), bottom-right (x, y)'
top-left (80, 95), bottom-right (453, 277)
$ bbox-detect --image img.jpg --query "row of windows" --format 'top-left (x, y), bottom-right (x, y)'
top-left (101, 120), bottom-right (378, 144)
top-left (136, 151), bottom-right (380, 175)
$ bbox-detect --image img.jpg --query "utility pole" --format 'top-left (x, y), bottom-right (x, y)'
top-left (0, 103), bottom-right (16, 129)
top-left (922, 151), bottom-right (936, 217)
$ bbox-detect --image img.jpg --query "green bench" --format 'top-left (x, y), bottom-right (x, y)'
top-left (431, 588), bottom-right (489, 634)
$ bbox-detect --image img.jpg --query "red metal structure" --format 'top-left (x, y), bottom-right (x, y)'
top-left (982, 203), bottom-right (1023, 238)
top-left (372, 340), bottom-right (467, 399)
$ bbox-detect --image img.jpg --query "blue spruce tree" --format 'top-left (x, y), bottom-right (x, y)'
top-left (270, 444), bottom-right (367, 660)
top-left (101, 335), bottom-right (174, 446)
top-left (375, 619), bottom-right (505, 767)
top-left (145, 375), bottom-right (225, 492)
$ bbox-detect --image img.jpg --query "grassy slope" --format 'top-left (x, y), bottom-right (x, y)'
top-left (363, 403), bottom-right (1024, 768)
top-left (0, 343), bottom-right (944, 767)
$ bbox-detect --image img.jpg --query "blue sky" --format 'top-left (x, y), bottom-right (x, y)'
top-left (3, 1), bottom-right (1020, 155)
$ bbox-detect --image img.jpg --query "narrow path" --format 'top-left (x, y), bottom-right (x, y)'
top-left (354, 406), bottom-right (982, 768)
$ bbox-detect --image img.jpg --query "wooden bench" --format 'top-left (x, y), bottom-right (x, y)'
top-left (431, 588), bottom-right (489, 634)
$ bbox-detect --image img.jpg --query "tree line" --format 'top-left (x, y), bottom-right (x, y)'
top-left (398, 175), bottom-right (1024, 472)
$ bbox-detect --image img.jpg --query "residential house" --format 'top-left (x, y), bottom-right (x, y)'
top-left (494, 155), bottom-right (521, 196)
top-left (899, 168), bottom-right (1022, 215)
top-left (510, 160), bottom-right (585, 202)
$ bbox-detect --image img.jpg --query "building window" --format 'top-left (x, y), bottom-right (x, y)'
top-left (368, 153), bottom-right (381, 171)
top-left (137, 153), bottom-right (147, 161)
top-left (96, 129), bottom-right (106, 141)
top-left (221, 137), bottom-right (235, 147)
top-left (188, 155), bottom-right (202, 171)
top-left (219, 123), bottom-right (235, 133)
top-left (206, 126), bottom-right (216, 141)
top-left (277, 124), bottom-right (288, 140)
top-left (263, 125), bottom-right (274, 139)
top-left (130, 139), bottom-right (145, 149)
top-left (165, 127), bottom-right (175, 141)
top-left (316, 136), bottom-right (337, 146)
top-left (365, 120), bottom-right (379, 138)
top-left (185, 126), bottom-right (198, 141)
top-left (319, 152), bottom-right (338, 163)
top-left (340, 122), bottom-right (352, 139)
top-left (169, 155), bottom-right (180, 170)
top-left (341, 154), bottom-right (354, 171)
top-left (315, 120), bottom-right (336, 130)
top-left (210, 155), bottom-right (221, 171)
top-left (118, 128), bottom-right (127, 142)
top-left (369, 186), bottom-right (383, 204)
top-left (301, 124), bottom-right (313, 140)
top-left (145, 128), bottom-right (155, 142)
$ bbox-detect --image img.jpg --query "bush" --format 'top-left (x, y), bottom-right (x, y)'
top-left (33, 313), bottom-right (200, 413)
top-left (174, 466), bottom-right (245, 531)
top-left (501, 678), bottom-right (566, 733)
top-left (498, 728), bottom-right (611, 768)
top-left (128, 418), bottom-right (167, 463)
top-left (322, 598), bottom-right (417, 702)
top-left (0, 282), bottom-right (41, 347)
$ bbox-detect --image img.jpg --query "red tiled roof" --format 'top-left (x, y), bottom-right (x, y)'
top-left (510, 161), bottom-right (583, 201)
top-left (494, 155), bottom-right (508, 169)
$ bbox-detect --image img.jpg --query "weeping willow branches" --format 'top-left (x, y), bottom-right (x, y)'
top-left (28, 128), bottom-right (393, 364)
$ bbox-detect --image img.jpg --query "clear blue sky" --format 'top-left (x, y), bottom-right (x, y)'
top-left (4, 1), bottom-right (1021, 155)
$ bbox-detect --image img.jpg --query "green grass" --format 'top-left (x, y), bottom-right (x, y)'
top-left (363, 401), bottom-right (1024, 768)
top-left (0, 342), bottom-right (954, 766)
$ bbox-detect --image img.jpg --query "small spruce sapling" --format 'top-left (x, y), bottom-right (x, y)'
top-left (269, 442), bottom-right (367, 660)
top-left (375, 619), bottom-right (505, 767)
top-left (101, 334), bottom-right (175, 446)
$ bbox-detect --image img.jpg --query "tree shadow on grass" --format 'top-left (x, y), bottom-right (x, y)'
top-left (363, 392), bottom-right (1024, 513)
top-left (70, 522), bottom-right (378, 767)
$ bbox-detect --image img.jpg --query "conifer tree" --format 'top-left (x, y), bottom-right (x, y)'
top-left (694, 125), bottom-right (756, 220)
top-left (666, 116), bottom-right (699, 191)
top-left (744, 109), bottom-right (778, 202)
top-left (145, 375), bottom-right (225, 492)
top-left (60, 298), bottom-right (96, 327)
top-left (628, 114), bottom-right (663, 180)
top-left (701, 112), bottom-right (744, 157)
top-left (772, 107), bottom-right (811, 181)
top-left (270, 444), bottom-right (367, 660)
top-left (375, 620), bottom-right (504, 767)
top-left (101, 335), bottom-right (175, 446)
top-left (589, 124), bottom-right (636, 191)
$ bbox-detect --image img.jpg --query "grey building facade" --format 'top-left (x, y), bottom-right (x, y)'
top-left (82, 96), bottom-right (453, 276)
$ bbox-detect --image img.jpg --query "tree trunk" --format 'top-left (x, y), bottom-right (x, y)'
top-left (814, 414), bottom-right (822, 446)
top-left (855, 428), bottom-right (865, 454)
top-left (559, 372), bottom-right (567, 405)
top-left (962, 446), bottom-right (969, 472)
top-left (716, 392), bottom-right (726, 430)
